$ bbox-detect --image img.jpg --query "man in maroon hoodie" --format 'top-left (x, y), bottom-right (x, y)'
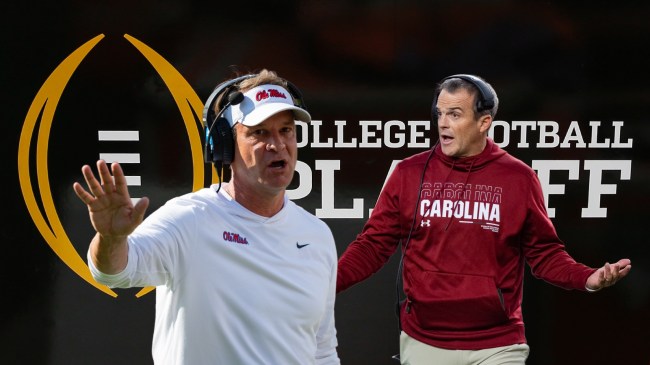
top-left (336, 74), bottom-right (631, 364)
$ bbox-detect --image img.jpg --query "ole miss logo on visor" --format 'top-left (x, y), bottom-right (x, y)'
top-left (255, 88), bottom-right (287, 102)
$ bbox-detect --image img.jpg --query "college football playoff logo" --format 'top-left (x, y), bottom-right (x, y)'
top-left (18, 34), bottom-right (206, 297)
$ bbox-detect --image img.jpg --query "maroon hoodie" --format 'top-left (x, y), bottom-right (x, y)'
top-left (337, 138), bottom-right (595, 350)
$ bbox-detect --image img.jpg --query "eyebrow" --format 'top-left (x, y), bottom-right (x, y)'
top-left (255, 118), bottom-right (296, 129)
top-left (437, 106), bottom-right (464, 112)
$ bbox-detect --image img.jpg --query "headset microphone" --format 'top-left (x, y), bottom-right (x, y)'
top-left (201, 73), bottom-right (308, 193)
top-left (225, 90), bottom-right (244, 106)
top-left (202, 74), bottom-right (257, 168)
top-left (204, 90), bottom-right (244, 174)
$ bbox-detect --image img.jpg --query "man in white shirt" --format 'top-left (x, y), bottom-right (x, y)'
top-left (73, 69), bottom-right (340, 365)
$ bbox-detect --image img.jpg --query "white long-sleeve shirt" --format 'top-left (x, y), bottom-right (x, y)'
top-left (89, 184), bottom-right (340, 365)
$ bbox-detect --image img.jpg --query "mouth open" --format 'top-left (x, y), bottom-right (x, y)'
top-left (269, 160), bottom-right (287, 168)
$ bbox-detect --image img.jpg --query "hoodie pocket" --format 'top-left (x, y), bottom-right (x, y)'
top-left (407, 270), bottom-right (508, 331)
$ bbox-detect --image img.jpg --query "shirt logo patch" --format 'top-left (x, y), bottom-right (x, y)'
top-left (223, 231), bottom-right (249, 245)
top-left (296, 242), bottom-right (310, 249)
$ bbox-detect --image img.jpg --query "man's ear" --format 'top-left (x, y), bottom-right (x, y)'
top-left (478, 114), bottom-right (492, 134)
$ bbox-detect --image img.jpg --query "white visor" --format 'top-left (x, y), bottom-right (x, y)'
top-left (223, 84), bottom-right (311, 127)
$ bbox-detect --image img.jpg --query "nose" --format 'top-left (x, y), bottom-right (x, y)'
top-left (437, 114), bottom-right (448, 129)
top-left (265, 132), bottom-right (286, 151)
top-left (266, 142), bottom-right (286, 151)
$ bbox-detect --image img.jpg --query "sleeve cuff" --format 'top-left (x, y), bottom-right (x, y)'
top-left (87, 248), bottom-right (133, 288)
top-left (585, 284), bottom-right (601, 292)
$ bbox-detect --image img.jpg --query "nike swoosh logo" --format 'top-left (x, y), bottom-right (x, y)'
top-left (296, 242), bottom-right (310, 249)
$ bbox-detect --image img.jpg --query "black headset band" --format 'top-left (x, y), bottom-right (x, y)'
top-left (202, 74), bottom-right (307, 127)
top-left (442, 74), bottom-right (494, 110)
top-left (202, 74), bottom-right (257, 126)
top-left (431, 74), bottom-right (495, 121)
top-left (202, 73), bottom-right (307, 168)
top-left (431, 74), bottom-right (496, 121)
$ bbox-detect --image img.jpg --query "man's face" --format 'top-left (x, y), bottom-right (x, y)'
top-left (435, 88), bottom-right (491, 158)
top-left (231, 110), bottom-right (297, 196)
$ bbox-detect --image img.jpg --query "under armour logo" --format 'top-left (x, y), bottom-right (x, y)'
top-left (420, 219), bottom-right (431, 227)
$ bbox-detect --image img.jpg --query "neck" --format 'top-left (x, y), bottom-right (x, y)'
top-left (225, 182), bottom-right (285, 217)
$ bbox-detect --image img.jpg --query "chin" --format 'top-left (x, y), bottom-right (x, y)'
top-left (440, 146), bottom-right (456, 157)
top-left (263, 176), bottom-right (292, 190)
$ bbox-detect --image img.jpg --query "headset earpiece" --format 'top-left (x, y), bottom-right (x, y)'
top-left (202, 74), bottom-right (308, 167)
top-left (286, 81), bottom-right (307, 110)
top-left (213, 117), bottom-right (234, 165)
top-left (202, 74), bottom-right (256, 165)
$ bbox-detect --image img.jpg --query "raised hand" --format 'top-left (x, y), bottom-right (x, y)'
top-left (585, 258), bottom-right (632, 291)
top-left (73, 160), bottom-right (149, 239)
top-left (73, 160), bottom-right (149, 274)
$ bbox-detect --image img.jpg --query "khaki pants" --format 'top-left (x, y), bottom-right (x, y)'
top-left (399, 331), bottom-right (530, 365)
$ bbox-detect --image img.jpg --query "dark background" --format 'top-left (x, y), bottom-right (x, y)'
top-left (2, 1), bottom-right (648, 364)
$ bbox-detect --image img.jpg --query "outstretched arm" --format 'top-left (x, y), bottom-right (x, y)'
top-left (585, 258), bottom-right (631, 291)
top-left (73, 160), bottom-right (149, 274)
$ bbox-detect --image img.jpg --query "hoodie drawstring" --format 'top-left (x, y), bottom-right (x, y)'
top-left (444, 158), bottom-right (476, 231)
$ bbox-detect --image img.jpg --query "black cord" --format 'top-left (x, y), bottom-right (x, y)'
top-left (394, 141), bottom-right (437, 333)
top-left (214, 161), bottom-right (224, 193)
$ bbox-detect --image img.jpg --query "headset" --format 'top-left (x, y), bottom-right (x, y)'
top-left (202, 74), bottom-right (255, 169)
top-left (202, 73), bottom-right (308, 171)
top-left (430, 73), bottom-right (496, 123)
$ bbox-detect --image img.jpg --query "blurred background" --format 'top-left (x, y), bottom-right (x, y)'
top-left (2, 1), bottom-right (648, 364)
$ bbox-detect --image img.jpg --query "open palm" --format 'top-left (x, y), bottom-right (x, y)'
top-left (73, 160), bottom-right (149, 239)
